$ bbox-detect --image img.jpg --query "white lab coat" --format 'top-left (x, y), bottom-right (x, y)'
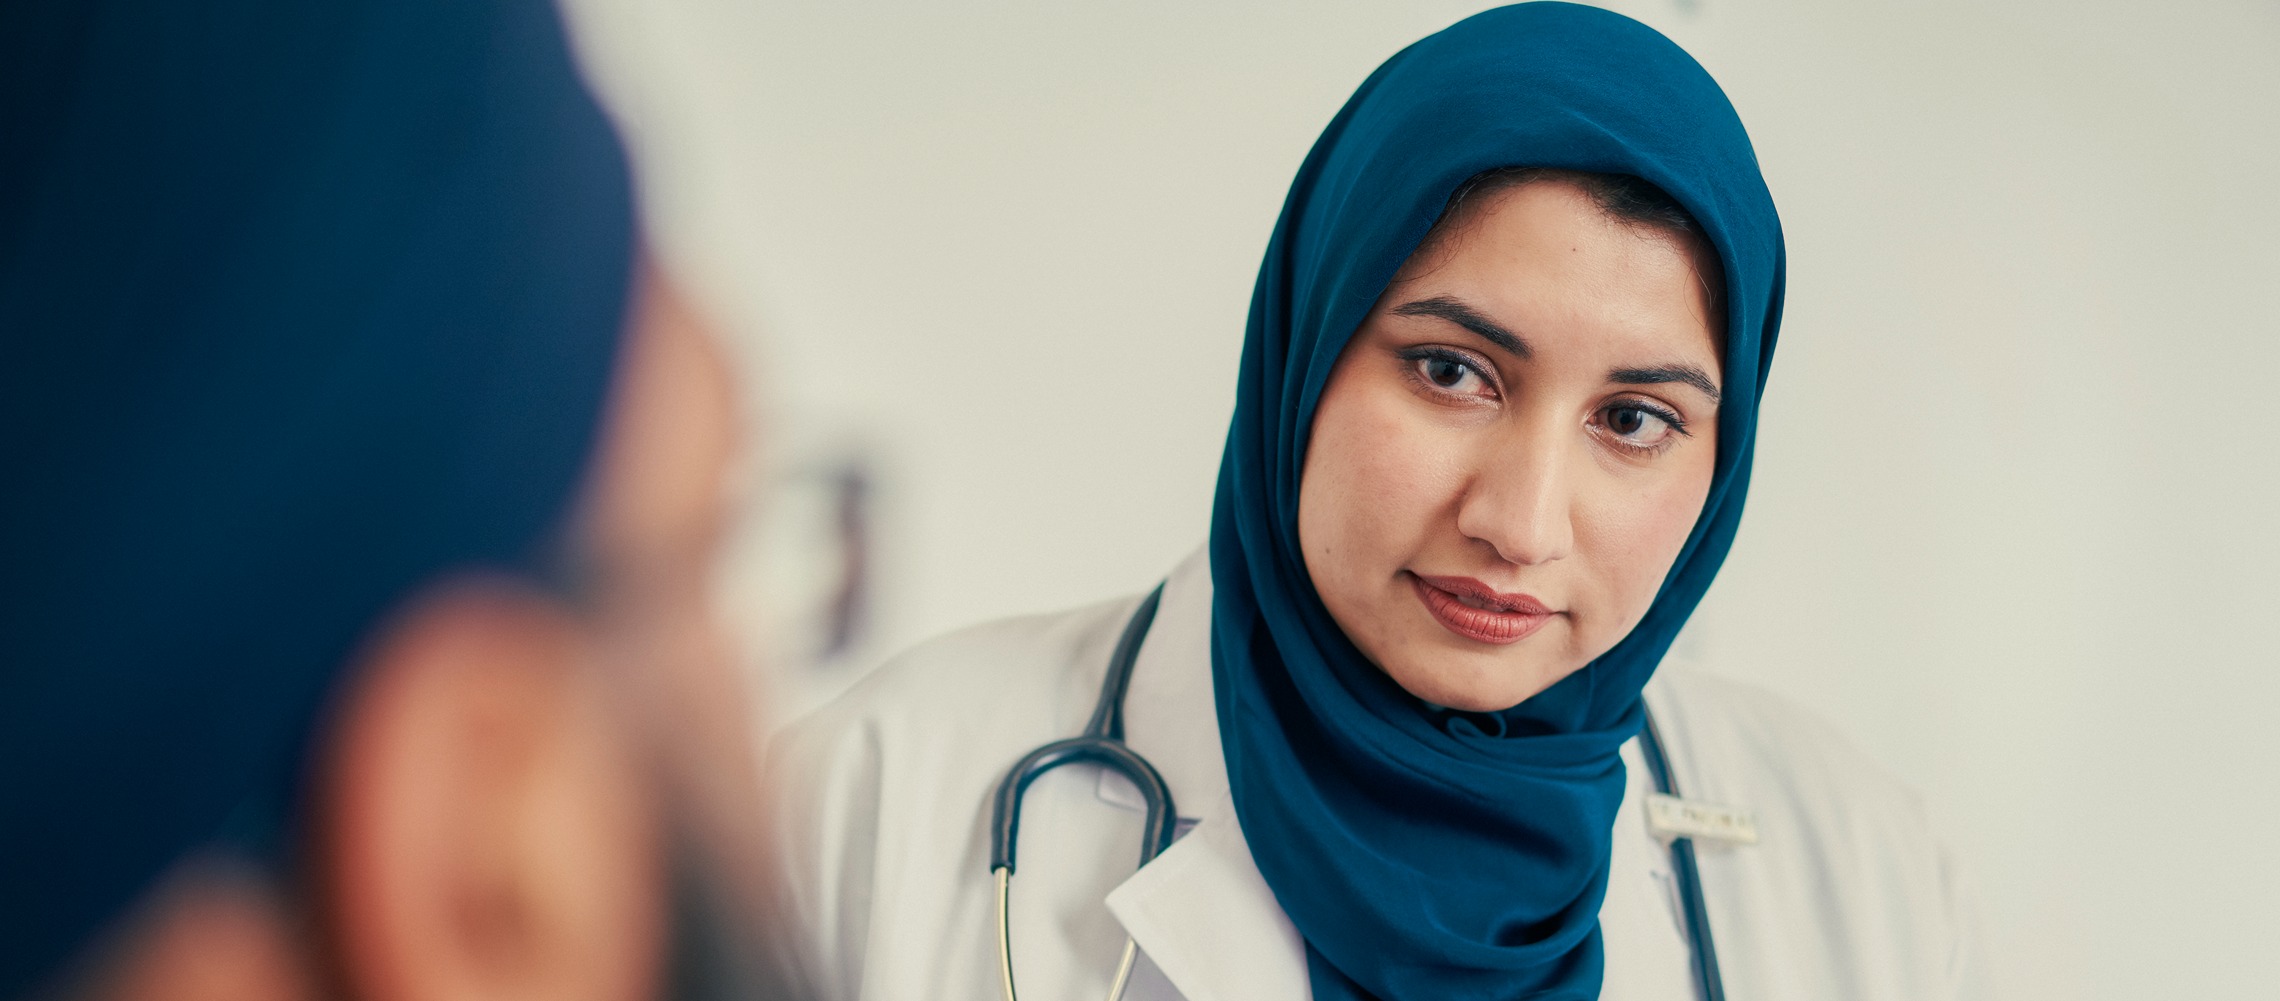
top-left (764, 548), bottom-right (1988, 1000)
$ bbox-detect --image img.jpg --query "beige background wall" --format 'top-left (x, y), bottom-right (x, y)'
top-left (564, 1), bottom-right (2280, 996)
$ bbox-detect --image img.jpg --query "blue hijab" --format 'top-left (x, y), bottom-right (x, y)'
top-left (0, 0), bottom-right (633, 994)
top-left (1208, 5), bottom-right (1784, 999)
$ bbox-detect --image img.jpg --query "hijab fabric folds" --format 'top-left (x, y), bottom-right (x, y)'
top-left (0, 0), bottom-right (633, 993)
top-left (1207, 5), bottom-right (1784, 999)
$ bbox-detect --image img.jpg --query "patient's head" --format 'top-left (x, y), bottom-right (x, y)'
top-left (0, 1), bottom-right (779, 998)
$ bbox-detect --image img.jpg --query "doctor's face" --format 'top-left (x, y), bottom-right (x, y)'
top-left (1298, 179), bottom-right (1723, 713)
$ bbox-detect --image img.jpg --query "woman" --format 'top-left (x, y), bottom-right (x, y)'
top-left (766, 5), bottom-right (1983, 1000)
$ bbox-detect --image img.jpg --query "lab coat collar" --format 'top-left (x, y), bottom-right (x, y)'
top-left (1102, 547), bottom-right (1312, 1000)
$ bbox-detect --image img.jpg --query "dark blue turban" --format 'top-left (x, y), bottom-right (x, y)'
top-left (0, 0), bottom-right (636, 994)
top-left (1209, 5), bottom-right (1785, 999)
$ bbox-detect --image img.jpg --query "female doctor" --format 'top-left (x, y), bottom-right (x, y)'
top-left (765, 5), bottom-right (1984, 1000)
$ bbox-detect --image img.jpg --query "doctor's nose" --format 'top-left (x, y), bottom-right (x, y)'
top-left (1454, 429), bottom-right (1577, 568)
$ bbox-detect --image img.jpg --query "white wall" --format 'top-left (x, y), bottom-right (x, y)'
top-left (565, 1), bottom-right (2280, 997)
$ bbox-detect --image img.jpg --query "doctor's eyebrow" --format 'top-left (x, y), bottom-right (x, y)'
top-left (1609, 365), bottom-right (1721, 404)
top-left (1391, 295), bottom-right (1531, 359)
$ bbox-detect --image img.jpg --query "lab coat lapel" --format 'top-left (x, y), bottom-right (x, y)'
top-left (1106, 795), bottom-right (1310, 1001)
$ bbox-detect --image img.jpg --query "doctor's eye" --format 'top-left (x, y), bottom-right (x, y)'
top-left (1595, 399), bottom-right (1690, 453)
top-left (1398, 346), bottom-right (1498, 400)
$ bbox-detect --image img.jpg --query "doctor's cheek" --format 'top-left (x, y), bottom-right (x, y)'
top-left (1298, 375), bottom-right (1481, 658)
top-left (1574, 460), bottom-right (1718, 643)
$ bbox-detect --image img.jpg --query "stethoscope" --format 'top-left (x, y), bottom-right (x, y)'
top-left (988, 582), bottom-right (1727, 1001)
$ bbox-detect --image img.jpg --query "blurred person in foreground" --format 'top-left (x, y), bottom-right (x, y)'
top-left (0, 1), bottom-right (782, 999)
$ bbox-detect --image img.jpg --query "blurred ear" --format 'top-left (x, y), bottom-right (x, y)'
top-left (315, 578), bottom-right (664, 1001)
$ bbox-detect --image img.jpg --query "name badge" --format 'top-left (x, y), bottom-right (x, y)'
top-left (1645, 792), bottom-right (1758, 847)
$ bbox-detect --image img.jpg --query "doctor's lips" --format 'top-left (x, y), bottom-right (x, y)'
top-left (1410, 574), bottom-right (1554, 644)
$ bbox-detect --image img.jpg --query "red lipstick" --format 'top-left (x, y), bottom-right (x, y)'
top-left (1410, 574), bottom-right (1554, 645)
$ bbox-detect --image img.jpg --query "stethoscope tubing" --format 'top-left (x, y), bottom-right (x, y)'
top-left (990, 584), bottom-right (1173, 1001)
top-left (989, 584), bottom-right (1176, 875)
top-left (1639, 707), bottom-right (1726, 1001)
